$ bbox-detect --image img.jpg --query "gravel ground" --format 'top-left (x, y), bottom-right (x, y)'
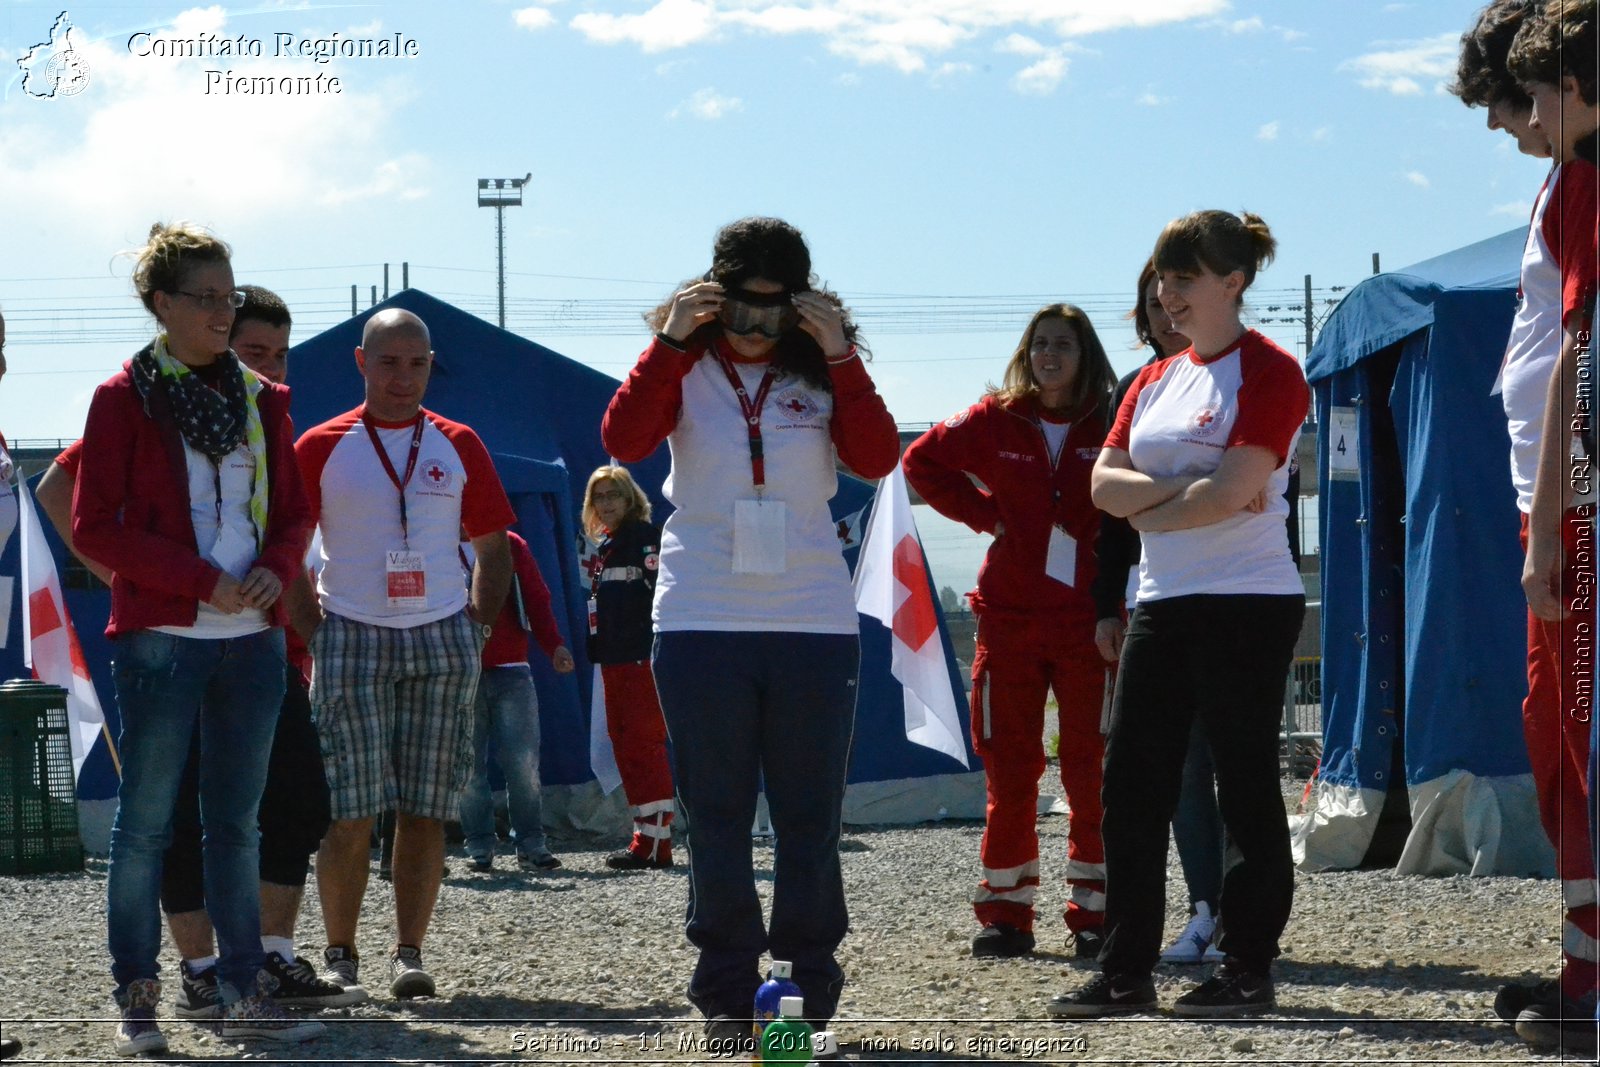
top-left (0, 778), bottom-right (1589, 1066)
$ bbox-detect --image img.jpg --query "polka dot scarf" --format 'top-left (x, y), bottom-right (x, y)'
top-left (131, 336), bottom-right (270, 550)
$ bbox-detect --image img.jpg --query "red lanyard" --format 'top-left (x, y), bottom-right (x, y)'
top-left (363, 411), bottom-right (426, 548)
top-left (714, 354), bottom-right (777, 493)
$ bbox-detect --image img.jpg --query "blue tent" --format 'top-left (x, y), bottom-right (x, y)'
top-left (1295, 229), bottom-right (1554, 876)
top-left (280, 291), bottom-right (984, 830)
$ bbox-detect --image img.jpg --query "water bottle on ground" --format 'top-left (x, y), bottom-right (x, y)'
top-left (753, 960), bottom-right (802, 1039)
top-left (758, 996), bottom-right (813, 1063)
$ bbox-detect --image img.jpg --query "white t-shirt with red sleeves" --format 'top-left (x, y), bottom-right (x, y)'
top-left (1496, 160), bottom-right (1600, 514)
top-left (296, 406), bottom-right (516, 629)
top-left (1106, 330), bottom-right (1309, 602)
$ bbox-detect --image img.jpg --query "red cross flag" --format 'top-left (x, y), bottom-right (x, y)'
top-left (853, 463), bottom-right (968, 768)
top-left (18, 477), bottom-right (108, 780)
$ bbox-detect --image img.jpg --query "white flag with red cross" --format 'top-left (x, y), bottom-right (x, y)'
top-left (853, 463), bottom-right (969, 768)
top-left (18, 477), bottom-right (106, 779)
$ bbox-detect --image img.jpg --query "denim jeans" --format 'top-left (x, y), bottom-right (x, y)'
top-left (652, 630), bottom-right (859, 1024)
top-left (107, 628), bottom-right (286, 1004)
top-left (459, 665), bottom-right (547, 859)
top-left (1171, 720), bottom-right (1225, 911)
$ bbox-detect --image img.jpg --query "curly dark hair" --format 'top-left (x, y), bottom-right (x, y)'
top-left (1508, 0), bottom-right (1598, 105)
top-left (1451, 0), bottom-right (1538, 109)
top-left (644, 217), bottom-right (866, 390)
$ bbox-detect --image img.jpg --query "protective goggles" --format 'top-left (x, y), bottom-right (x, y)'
top-left (717, 288), bottom-right (800, 338)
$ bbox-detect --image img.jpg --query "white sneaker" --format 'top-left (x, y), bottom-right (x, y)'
top-left (1159, 902), bottom-right (1218, 964)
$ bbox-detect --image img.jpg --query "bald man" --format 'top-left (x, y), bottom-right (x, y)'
top-left (295, 309), bottom-right (513, 999)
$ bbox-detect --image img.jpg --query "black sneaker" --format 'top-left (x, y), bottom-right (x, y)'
top-left (173, 960), bottom-right (223, 1020)
top-left (1172, 962), bottom-right (1275, 1017)
top-left (388, 945), bottom-right (436, 999)
top-left (1514, 995), bottom-right (1599, 1053)
top-left (1494, 977), bottom-right (1559, 1022)
top-left (971, 923), bottom-right (1034, 958)
top-left (0, 1036), bottom-right (21, 1059)
top-left (605, 847), bottom-right (673, 870)
top-left (703, 1015), bottom-right (755, 1057)
top-left (263, 952), bottom-right (369, 1008)
top-left (1046, 972), bottom-right (1158, 1017)
top-left (1072, 929), bottom-right (1105, 959)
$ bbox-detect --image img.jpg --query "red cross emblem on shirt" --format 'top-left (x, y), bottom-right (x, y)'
top-left (1195, 410), bottom-right (1215, 427)
top-left (424, 461), bottom-right (447, 485)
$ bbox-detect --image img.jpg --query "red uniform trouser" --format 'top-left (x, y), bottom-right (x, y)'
top-left (1522, 511), bottom-right (1598, 1000)
top-left (970, 611), bottom-right (1107, 935)
top-left (602, 661), bottom-right (676, 861)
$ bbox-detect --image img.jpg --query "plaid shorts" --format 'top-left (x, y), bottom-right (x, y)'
top-left (310, 609), bottom-right (484, 821)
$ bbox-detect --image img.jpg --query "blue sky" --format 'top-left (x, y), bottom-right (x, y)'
top-left (0, 0), bottom-right (1545, 592)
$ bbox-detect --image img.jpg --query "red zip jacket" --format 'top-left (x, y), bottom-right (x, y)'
top-left (482, 531), bottom-right (566, 668)
top-left (72, 355), bottom-right (314, 638)
top-left (903, 394), bottom-right (1105, 619)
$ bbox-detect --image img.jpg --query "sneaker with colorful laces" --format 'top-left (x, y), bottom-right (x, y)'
top-left (1172, 961), bottom-right (1276, 1017)
top-left (388, 945), bottom-right (436, 999)
top-left (263, 951), bottom-right (369, 1008)
top-left (173, 960), bottom-right (223, 1019)
top-left (114, 977), bottom-right (167, 1057)
top-left (221, 976), bottom-right (328, 1043)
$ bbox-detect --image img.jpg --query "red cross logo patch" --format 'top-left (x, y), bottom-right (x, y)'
top-left (1188, 407), bottom-right (1221, 437)
top-left (420, 459), bottom-right (453, 489)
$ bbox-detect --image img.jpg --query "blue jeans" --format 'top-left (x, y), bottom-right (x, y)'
top-left (652, 630), bottom-right (859, 1024)
top-left (107, 628), bottom-right (286, 1004)
top-left (1171, 720), bottom-right (1225, 911)
top-left (459, 665), bottom-right (547, 859)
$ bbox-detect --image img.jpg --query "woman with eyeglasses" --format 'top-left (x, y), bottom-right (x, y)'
top-left (602, 216), bottom-right (899, 1046)
top-left (579, 464), bottom-right (676, 871)
top-left (73, 223), bottom-right (318, 1054)
top-left (903, 305), bottom-right (1117, 963)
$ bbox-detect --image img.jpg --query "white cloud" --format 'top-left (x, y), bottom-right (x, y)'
top-left (669, 86), bottom-right (743, 119)
top-left (1257, 120), bottom-right (1279, 141)
top-left (997, 33), bottom-right (1048, 57)
top-left (1491, 199), bottom-right (1534, 216)
top-left (1404, 170), bottom-right (1430, 188)
top-left (1226, 17), bottom-right (1265, 33)
top-left (513, 7), bottom-right (556, 31)
top-left (565, 0), bottom-right (1228, 80)
top-left (1137, 88), bottom-right (1169, 106)
top-left (1341, 33), bottom-right (1458, 96)
top-left (1013, 52), bottom-right (1068, 95)
top-left (1309, 125), bottom-right (1332, 142)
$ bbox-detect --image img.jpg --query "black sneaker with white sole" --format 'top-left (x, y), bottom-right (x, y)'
top-left (173, 960), bottom-right (222, 1020)
top-left (388, 945), bottom-right (436, 999)
top-left (263, 952), bottom-right (369, 1008)
top-left (1493, 977), bottom-right (1559, 1022)
top-left (971, 923), bottom-right (1034, 958)
top-left (1045, 972), bottom-right (1158, 1017)
top-left (1172, 962), bottom-right (1275, 1017)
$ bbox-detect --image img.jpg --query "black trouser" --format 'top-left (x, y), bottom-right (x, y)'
top-left (1099, 593), bottom-right (1304, 977)
top-left (160, 667), bottom-right (332, 913)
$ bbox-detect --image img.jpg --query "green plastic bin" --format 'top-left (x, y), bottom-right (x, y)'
top-left (0, 679), bottom-right (85, 874)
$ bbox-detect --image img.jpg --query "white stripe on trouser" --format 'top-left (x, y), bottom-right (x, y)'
top-left (1062, 859), bottom-right (1106, 882)
top-left (974, 859), bottom-right (1039, 905)
top-left (1563, 920), bottom-right (1600, 963)
top-left (634, 798), bottom-right (675, 819)
top-left (632, 801), bottom-right (674, 861)
top-left (981, 859), bottom-right (1040, 886)
top-left (1069, 886), bottom-right (1106, 913)
top-left (637, 821), bottom-right (673, 839)
top-left (973, 884), bottom-right (1037, 906)
top-left (1563, 878), bottom-right (1599, 910)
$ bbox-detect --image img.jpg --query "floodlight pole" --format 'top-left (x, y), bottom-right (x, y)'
top-left (477, 173), bottom-right (531, 329)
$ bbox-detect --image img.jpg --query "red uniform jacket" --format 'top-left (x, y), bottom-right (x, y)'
top-left (903, 394), bottom-right (1105, 620)
top-left (72, 355), bottom-right (314, 637)
top-left (482, 531), bottom-right (565, 668)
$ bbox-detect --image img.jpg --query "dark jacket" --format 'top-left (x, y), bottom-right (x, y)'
top-left (585, 518), bottom-right (659, 663)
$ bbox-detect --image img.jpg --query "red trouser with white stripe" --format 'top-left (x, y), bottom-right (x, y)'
top-left (1522, 512), bottom-right (1598, 1001)
top-left (602, 661), bottom-right (676, 862)
top-left (970, 611), bottom-right (1106, 935)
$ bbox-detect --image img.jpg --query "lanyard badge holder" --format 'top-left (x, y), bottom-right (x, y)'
top-left (365, 414), bottom-right (430, 609)
top-left (717, 355), bottom-right (787, 575)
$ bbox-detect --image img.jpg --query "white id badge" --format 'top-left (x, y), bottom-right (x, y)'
top-left (587, 596), bottom-right (599, 636)
top-left (209, 524), bottom-right (256, 577)
top-left (732, 498), bottom-right (787, 574)
top-left (1045, 525), bottom-right (1077, 587)
top-left (386, 549), bottom-right (428, 608)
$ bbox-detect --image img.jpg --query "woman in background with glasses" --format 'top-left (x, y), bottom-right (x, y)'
top-left (73, 222), bottom-right (319, 1054)
top-left (602, 217), bottom-right (899, 1048)
top-left (903, 304), bottom-right (1117, 963)
top-left (580, 463), bottom-right (676, 871)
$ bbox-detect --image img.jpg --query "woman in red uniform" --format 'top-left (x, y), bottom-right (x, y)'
top-left (1052, 210), bottom-right (1308, 1019)
top-left (581, 464), bottom-right (676, 869)
top-left (904, 304), bottom-right (1116, 960)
